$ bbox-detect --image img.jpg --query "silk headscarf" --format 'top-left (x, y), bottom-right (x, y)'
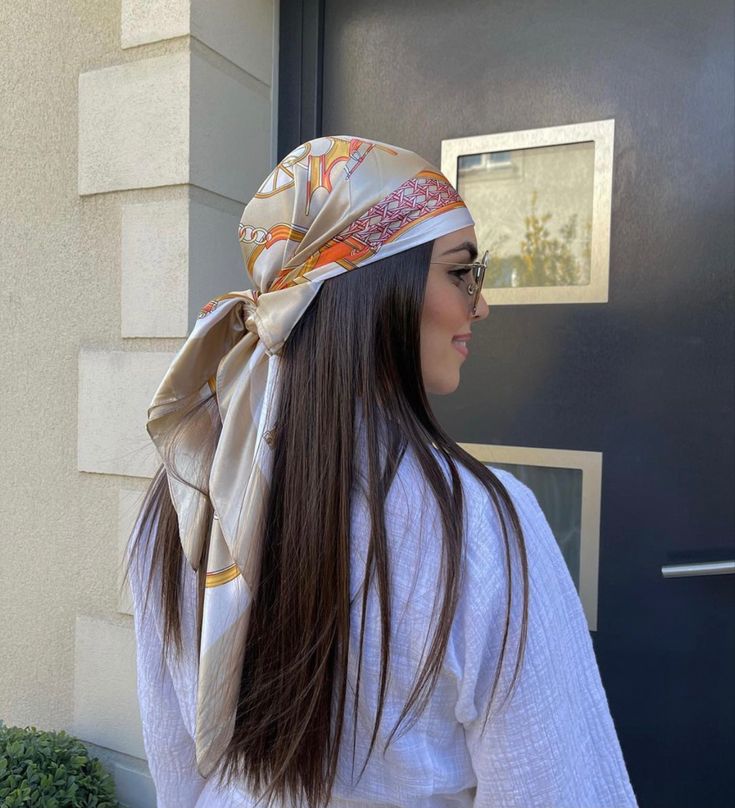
top-left (145, 135), bottom-right (475, 776)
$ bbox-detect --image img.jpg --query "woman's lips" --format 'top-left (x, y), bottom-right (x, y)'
top-left (452, 339), bottom-right (469, 358)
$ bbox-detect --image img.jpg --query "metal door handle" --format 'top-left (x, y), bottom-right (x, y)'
top-left (661, 560), bottom-right (735, 578)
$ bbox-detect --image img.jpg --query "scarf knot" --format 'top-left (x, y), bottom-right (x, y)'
top-left (242, 289), bottom-right (261, 339)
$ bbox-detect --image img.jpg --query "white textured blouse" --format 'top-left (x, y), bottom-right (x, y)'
top-left (128, 435), bottom-right (638, 808)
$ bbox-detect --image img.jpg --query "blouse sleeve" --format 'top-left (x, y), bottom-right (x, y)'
top-left (127, 509), bottom-right (207, 808)
top-left (454, 469), bottom-right (639, 808)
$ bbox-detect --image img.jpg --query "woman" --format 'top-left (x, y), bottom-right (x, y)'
top-left (126, 135), bottom-right (638, 807)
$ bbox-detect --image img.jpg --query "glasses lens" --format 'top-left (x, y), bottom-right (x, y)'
top-left (472, 260), bottom-right (486, 312)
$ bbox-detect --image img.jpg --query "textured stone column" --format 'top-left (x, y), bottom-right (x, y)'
top-left (73, 3), bottom-right (277, 803)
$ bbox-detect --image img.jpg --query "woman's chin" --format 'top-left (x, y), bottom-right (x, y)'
top-left (424, 369), bottom-right (461, 395)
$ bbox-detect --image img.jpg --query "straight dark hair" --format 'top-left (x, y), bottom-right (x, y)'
top-left (125, 239), bottom-right (529, 807)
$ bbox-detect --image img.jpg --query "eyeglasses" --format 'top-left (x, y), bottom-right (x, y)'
top-left (432, 249), bottom-right (489, 315)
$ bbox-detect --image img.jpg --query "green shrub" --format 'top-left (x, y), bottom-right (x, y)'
top-left (0, 721), bottom-right (120, 807)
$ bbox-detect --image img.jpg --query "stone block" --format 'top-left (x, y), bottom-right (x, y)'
top-left (77, 349), bottom-right (176, 478)
top-left (73, 615), bottom-right (144, 759)
top-left (190, 49), bottom-right (272, 204)
top-left (188, 196), bottom-right (251, 327)
top-left (121, 198), bottom-right (190, 338)
top-left (191, 0), bottom-right (274, 86)
top-left (78, 53), bottom-right (190, 195)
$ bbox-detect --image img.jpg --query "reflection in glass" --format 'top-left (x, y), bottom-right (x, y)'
top-left (488, 462), bottom-right (583, 588)
top-left (458, 142), bottom-right (595, 290)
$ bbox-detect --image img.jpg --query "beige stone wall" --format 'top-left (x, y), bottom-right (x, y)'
top-left (0, 1), bottom-right (276, 804)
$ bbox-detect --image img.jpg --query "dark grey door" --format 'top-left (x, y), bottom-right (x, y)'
top-left (278, 2), bottom-right (735, 806)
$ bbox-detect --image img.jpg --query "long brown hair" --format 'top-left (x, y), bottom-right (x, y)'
top-left (125, 239), bottom-right (529, 807)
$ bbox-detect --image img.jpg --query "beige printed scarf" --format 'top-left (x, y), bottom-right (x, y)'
top-left (145, 135), bottom-right (474, 776)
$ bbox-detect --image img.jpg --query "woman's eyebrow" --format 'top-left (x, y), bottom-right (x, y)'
top-left (440, 241), bottom-right (478, 261)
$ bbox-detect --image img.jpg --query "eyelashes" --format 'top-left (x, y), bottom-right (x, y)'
top-left (449, 268), bottom-right (471, 284)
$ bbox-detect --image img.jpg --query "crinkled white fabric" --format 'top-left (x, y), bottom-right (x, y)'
top-left (128, 425), bottom-right (638, 808)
